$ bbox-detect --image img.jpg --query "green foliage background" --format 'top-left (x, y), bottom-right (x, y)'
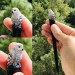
top-left (0, 38), bottom-right (32, 75)
top-left (1, 0), bottom-right (75, 75)
top-left (33, 0), bottom-right (75, 75)
top-left (0, 0), bottom-right (32, 36)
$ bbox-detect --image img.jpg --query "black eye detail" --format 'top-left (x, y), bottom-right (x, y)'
top-left (22, 49), bottom-right (24, 51)
top-left (18, 46), bottom-right (20, 48)
top-left (14, 10), bottom-right (16, 11)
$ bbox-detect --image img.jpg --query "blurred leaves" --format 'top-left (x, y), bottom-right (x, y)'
top-left (65, 9), bottom-right (75, 28)
top-left (33, 35), bottom-right (64, 75)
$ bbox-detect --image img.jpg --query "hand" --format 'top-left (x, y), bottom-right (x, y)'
top-left (13, 72), bottom-right (24, 75)
top-left (42, 19), bottom-right (75, 75)
top-left (0, 42), bottom-right (32, 75)
top-left (3, 15), bottom-right (32, 37)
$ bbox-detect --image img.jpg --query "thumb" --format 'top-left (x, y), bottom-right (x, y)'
top-left (13, 72), bottom-right (24, 75)
top-left (51, 24), bottom-right (69, 44)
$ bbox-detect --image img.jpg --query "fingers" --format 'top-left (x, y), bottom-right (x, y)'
top-left (41, 30), bottom-right (51, 37)
top-left (42, 24), bottom-right (50, 32)
top-left (47, 37), bottom-right (52, 45)
top-left (3, 16), bottom-right (32, 37)
top-left (55, 21), bottom-right (75, 35)
top-left (42, 19), bottom-right (75, 44)
top-left (0, 51), bottom-right (8, 70)
top-left (45, 19), bottom-right (75, 35)
top-left (8, 42), bottom-right (17, 50)
top-left (42, 23), bottom-right (70, 44)
top-left (22, 15), bottom-right (32, 37)
top-left (45, 19), bottom-right (50, 25)
top-left (3, 18), bottom-right (12, 32)
top-left (21, 51), bottom-right (32, 75)
top-left (41, 24), bottom-right (51, 37)
top-left (51, 24), bottom-right (69, 44)
top-left (13, 72), bottom-right (24, 75)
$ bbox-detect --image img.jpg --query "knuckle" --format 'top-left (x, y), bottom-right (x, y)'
top-left (55, 31), bottom-right (62, 36)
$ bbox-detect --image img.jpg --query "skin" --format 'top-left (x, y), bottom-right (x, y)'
top-left (41, 19), bottom-right (75, 75)
top-left (0, 42), bottom-right (32, 75)
top-left (13, 72), bottom-right (24, 75)
top-left (2, 16), bottom-right (32, 37)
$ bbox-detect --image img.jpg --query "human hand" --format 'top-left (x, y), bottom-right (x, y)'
top-left (3, 15), bottom-right (32, 37)
top-left (13, 72), bottom-right (24, 75)
top-left (42, 19), bottom-right (75, 75)
top-left (0, 42), bottom-right (32, 75)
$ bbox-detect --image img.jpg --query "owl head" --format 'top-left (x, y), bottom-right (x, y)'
top-left (8, 42), bottom-right (24, 56)
top-left (11, 7), bottom-right (21, 16)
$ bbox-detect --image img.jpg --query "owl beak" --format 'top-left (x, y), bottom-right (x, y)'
top-left (12, 11), bottom-right (13, 13)
top-left (22, 49), bottom-right (24, 51)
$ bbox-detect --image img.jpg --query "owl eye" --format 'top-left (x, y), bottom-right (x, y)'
top-left (18, 46), bottom-right (20, 48)
top-left (14, 9), bottom-right (16, 11)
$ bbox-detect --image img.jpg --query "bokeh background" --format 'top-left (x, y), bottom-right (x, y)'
top-left (33, 0), bottom-right (75, 75)
top-left (0, 38), bottom-right (32, 75)
top-left (0, 0), bottom-right (32, 36)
